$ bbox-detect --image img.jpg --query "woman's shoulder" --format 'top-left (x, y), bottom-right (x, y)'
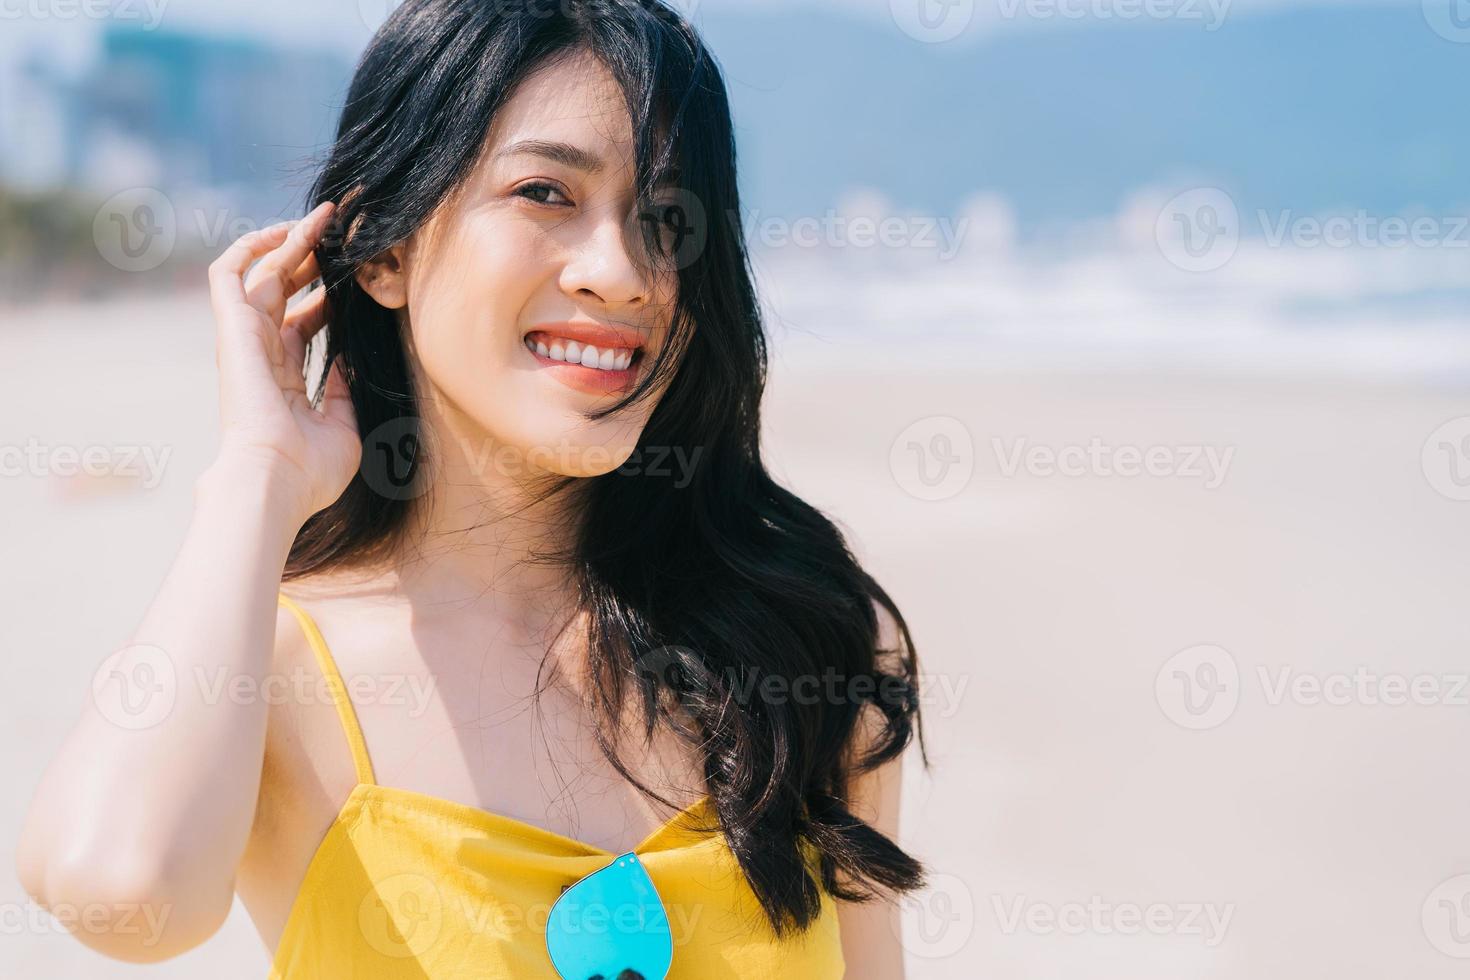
top-left (274, 566), bottom-right (403, 663)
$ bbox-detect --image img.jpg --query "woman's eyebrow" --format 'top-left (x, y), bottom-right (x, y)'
top-left (494, 139), bottom-right (605, 174)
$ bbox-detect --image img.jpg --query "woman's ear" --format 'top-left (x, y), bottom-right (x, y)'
top-left (355, 242), bottom-right (409, 310)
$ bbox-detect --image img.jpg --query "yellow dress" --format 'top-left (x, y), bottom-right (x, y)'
top-left (269, 593), bottom-right (846, 978)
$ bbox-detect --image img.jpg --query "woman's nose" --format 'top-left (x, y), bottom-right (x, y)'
top-left (558, 213), bottom-right (653, 309)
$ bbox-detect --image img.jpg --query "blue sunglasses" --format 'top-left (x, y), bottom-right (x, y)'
top-left (545, 851), bottom-right (673, 980)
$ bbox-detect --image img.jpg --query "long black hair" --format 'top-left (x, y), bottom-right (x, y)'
top-left (289, 0), bottom-right (925, 935)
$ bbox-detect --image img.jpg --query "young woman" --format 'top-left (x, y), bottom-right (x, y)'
top-left (18, 2), bottom-right (924, 976)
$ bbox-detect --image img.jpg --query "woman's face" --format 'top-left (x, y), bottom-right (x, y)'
top-left (359, 48), bottom-right (679, 482)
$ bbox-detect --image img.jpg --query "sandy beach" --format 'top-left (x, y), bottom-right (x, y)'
top-left (3, 292), bottom-right (1469, 978)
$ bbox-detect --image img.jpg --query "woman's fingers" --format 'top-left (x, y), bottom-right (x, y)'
top-left (320, 356), bottom-right (356, 431)
top-left (284, 286), bottom-right (328, 339)
top-left (286, 252), bottom-right (321, 297)
top-left (243, 202), bottom-right (336, 318)
top-left (208, 222), bottom-right (294, 314)
top-left (281, 288), bottom-right (328, 370)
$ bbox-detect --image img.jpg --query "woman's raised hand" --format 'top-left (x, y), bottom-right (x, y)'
top-left (207, 201), bottom-right (361, 525)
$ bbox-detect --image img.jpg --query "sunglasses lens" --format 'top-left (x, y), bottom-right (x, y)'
top-left (546, 852), bottom-right (673, 980)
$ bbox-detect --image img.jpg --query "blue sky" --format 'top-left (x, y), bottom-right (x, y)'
top-left (6, 0), bottom-right (1460, 236)
top-left (6, 0), bottom-right (1467, 366)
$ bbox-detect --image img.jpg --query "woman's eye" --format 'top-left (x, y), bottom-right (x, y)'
top-left (515, 181), bottom-right (572, 207)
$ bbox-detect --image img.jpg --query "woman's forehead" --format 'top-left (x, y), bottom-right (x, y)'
top-left (492, 49), bottom-right (634, 150)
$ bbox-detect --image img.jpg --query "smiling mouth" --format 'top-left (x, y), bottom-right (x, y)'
top-left (522, 328), bottom-right (650, 396)
top-left (523, 331), bottom-right (643, 373)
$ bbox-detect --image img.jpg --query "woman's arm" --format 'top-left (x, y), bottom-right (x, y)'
top-left (837, 749), bottom-right (908, 980)
top-left (837, 600), bottom-right (913, 979)
top-left (14, 204), bottom-right (358, 962)
top-left (14, 462), bottom-right (305, 961)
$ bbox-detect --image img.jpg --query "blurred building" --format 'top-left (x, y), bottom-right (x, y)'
top-left (1, 24), bottom-right (351, 223)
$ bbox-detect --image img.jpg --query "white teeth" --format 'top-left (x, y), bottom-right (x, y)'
top-left (527, 334), bottom-right (638, 372)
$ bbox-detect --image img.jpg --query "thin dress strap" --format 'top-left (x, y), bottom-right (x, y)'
top-left (277, 592), bottom-right (377, 786)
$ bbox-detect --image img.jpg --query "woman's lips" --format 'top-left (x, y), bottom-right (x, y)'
top-left (522, 329), bottom-right (643, 396)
